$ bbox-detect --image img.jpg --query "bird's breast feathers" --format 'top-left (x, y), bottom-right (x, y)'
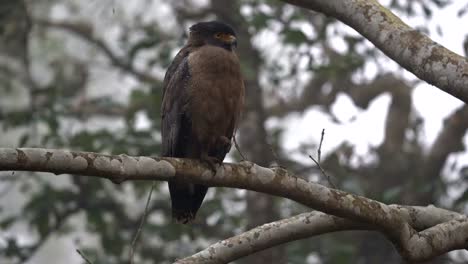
top-left (188, 45), bottom-right (242, 78)
top-left (187, 45), bottom-right (244, 126)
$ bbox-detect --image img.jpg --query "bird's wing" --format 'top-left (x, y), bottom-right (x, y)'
top-left (161, 47), bottom-right (191, 157)
top-left (162, 46), bottom-right (208, 224)
top-left (162, 47), bottom-right (190, 100)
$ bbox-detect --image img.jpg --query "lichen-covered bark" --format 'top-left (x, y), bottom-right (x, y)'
top-left (0, 148), bottom-right (176, 182)
top-left (175, 211), bottom-right (365, 264)
top-left (176, 206), bottom-right (466, 264)
top-left (282, 0), bottom-right (468, 103)
top-left (0, 148), bottom-right (467, 262)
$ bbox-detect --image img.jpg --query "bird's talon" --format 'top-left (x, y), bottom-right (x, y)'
top-left (201, 155), bottom-right (220, 172)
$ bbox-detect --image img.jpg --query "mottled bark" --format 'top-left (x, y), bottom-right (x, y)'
top-left (176, 206), bottom-right (465, 264)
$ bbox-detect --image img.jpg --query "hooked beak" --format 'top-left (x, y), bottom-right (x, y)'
top-left (220, 34), bottom-right (237, 47)
top-left (226, 35), bottom-right (237, 46)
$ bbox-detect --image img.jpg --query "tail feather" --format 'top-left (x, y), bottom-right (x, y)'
top-left (169, 181), bottom-right (208, 224)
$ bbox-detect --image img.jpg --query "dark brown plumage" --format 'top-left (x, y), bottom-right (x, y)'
top-left (161, 21), bottom-right (244, 223)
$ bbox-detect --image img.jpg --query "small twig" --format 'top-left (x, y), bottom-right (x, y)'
top-left (76, 249), bottom-right (93, 264)
top-left (129, 181), bottom-right (156, 264)
top-left (268, 143), bottom-right (282, 167)
top-left (233, 134), bottom-right (246, 161)
top-left (309, 129), bottom-right (336, 188)
top-left (318, 129), bottom-right (325, 163)
top-left (309, 155), bottom-right (336, 189)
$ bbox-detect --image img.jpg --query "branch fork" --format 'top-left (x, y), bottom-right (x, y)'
top-left (0, 148), bottom-right (467, 262)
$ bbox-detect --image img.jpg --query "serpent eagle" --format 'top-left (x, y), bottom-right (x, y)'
top-left (161, 21), bottom-right (245, 223)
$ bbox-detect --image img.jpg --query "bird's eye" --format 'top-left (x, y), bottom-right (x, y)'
top-left (215, 33), bottom-right (222, 38)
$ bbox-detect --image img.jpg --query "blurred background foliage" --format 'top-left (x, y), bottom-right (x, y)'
top-left (0, 0), bottom-right (468, 263)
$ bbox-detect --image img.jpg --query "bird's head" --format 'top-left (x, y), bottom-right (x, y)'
top-left (189, 21), bottom-right (237, 51)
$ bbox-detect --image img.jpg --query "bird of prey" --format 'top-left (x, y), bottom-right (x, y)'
top-left (161, 21), bottom-right (245, 224)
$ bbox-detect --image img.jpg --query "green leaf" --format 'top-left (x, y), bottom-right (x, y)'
top-left (455, 189), bottom-right (468, 206)
top-left (283, 29), bottom-right (308, 45)
top-left (251, 12), bottom-right (270, 30)
top-left (0, 216), bottom-right (15, 228)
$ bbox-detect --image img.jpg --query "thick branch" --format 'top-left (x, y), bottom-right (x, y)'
top-left (176, 211), bottom-right (364, 264)
top-left (176, 205), bottom-right (465, 264)
top-left (281, 0), bottom-right (468, 103)
top-left (0, 148), bottom-right (467, 262)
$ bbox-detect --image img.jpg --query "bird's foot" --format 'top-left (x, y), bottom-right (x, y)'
top-left (201, 154), bottom-right (221, 173)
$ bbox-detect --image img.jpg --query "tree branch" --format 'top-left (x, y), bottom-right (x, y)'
top-left (415, 105), bottom-right (468, 203)
top-left (176, 205), bottom-right (466, 264)
top-left (33, 19), bottom-right (160, 84)
top-left (0, 148), bottom-right (467, 262)
top-left (176, 211), bottom-right (365, 264)
top-left (281, 0), bottom-right (468, 103)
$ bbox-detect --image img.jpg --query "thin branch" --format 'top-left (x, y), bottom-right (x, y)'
top-left (76, 249), bottom-right (93, 264)
top-left (233, 135), bottom-right (246, 161)
top-left (33, 19), bottom-right (160, 84)
top-left (309, 129), bottom-right (335, 188)
top-left (268, 143), bottom-right (282, 167)
top-left (129, 181), bottom-right (156, 264)
top-left (318, 129), bottom-right (324, 163)
top-left (308, 155), bottom-right (335, 189)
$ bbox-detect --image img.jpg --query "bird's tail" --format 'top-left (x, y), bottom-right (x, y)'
top-left (168, 181), bottom-right (208, 224)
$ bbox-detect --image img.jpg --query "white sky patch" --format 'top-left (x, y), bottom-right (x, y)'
top-left (429, 4), bottom-right (468, 55)
top-left (330, 93), bottom-right (360, 123)
top-left (87, 67), bottom-right (136, 103)
top-left (329, 93), bottom-right (390, 154)
top-left (258, 3), bottom-right (275, 14)
top-left (412, 83), bottom-right (464, 143)
top-left (362, 60), bottom-right (379, 80)
top-left (134, 111), bottom-right (152, 131)
top-left (240, 5), bottom-right (253, 17)
top-left (327, 28), bottom-right (348, 53)
top-left (252, 27), bottom-right (281, 55)
top-left (279, 92), bottom-right (390, 164)
top-left (299, 22), bottom-right (316, 39)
